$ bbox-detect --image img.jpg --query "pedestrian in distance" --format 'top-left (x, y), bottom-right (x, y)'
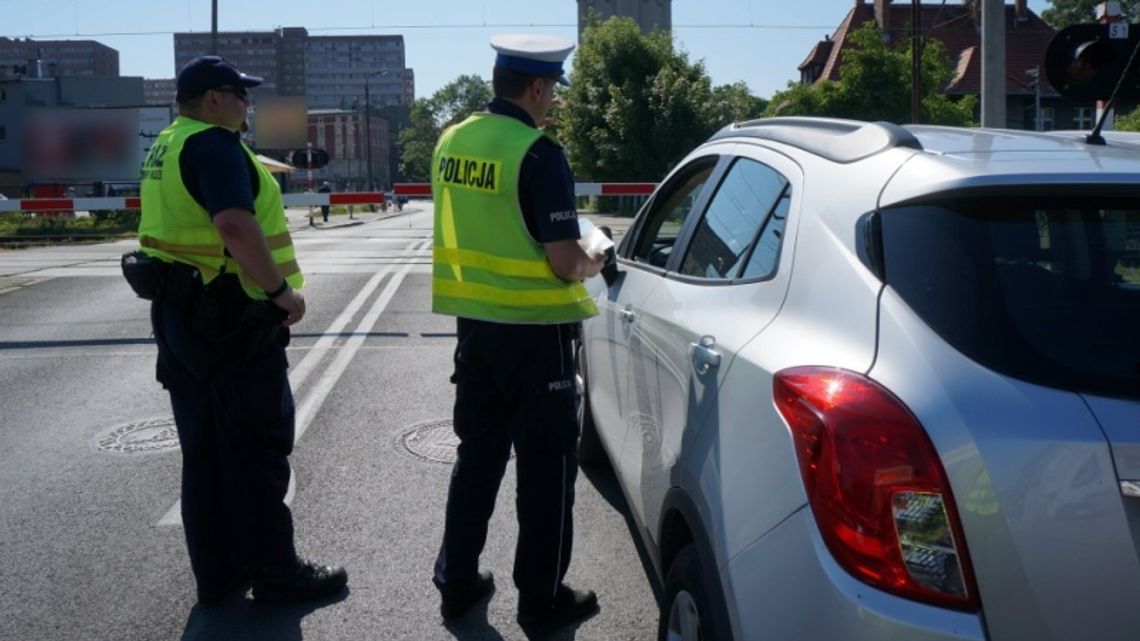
top-left (318, 180), bottom-right (332, 223)
top-left (429, 33), bottom-right (606, 632)
top-left (135, 55), bottom-right (347, 607)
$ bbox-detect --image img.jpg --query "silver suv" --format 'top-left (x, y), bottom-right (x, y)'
top-left (578, 117), bottom-right (1140, 641)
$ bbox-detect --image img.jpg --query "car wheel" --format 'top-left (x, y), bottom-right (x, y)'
top-left (659, 544), bottom-right (726, 641)
top-left (575, 340), bottom-right (607, 467)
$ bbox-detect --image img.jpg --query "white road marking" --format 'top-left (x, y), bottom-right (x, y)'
top-left (157, 237), bottom-right (430, 527)
top-left (292, 239), bottom-right (428, 443)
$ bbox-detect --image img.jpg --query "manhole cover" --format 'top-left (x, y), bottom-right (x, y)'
top-left (97, 417), bottom-right (180, 454)
top-left (399, 419), bottom-right (460, 464)
top-left (399, 418), bottom-right (516, 465)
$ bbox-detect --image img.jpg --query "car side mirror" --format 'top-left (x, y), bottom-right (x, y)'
top-left (598, 225), bottom-right (619, 287)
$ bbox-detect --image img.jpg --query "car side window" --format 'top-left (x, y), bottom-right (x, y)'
top-left (740, 187), bottom-right (790, 279)
top-left (631, 161), bottom-right (716, 268)
top-left (679, 158), bottom-right (789, 280)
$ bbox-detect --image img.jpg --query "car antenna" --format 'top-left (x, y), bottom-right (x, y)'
top-left (1087, 34), bottom-right (1140, 146)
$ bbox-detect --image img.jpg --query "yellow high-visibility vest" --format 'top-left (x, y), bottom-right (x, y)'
top-left (431, 113), bottom-right (596, 324)
top-left (138, 116), bottom-right (303, 299)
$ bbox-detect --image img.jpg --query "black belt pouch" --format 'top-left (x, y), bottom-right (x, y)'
top-left (120, 251), bottom-right (170, 301)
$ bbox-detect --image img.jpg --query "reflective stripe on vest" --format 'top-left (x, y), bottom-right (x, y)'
top-left (138, 232), bottom-right (297, 283)
top-left (137, 116), bottom-right (304, 299)
top-left (430, 113), bottom-right (597, 324)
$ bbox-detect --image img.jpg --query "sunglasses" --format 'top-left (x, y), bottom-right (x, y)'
top-left (214, 86), bottom-right (250, 102)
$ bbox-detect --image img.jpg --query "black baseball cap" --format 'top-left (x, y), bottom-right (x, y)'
top-left (176, 55), bottom-right (263, 102)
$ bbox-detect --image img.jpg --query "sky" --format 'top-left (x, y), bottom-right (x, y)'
top-left (3, 0), bottom-right (1052, 100)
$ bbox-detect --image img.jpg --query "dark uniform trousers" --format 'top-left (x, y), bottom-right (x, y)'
top-left (151, 273), bottom-right (298, 595)
top-left (434, 317), bottom-right (580, 604)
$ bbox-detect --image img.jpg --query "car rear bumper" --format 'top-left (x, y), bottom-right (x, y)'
top-left (722, 506), bottom-right (986, 641)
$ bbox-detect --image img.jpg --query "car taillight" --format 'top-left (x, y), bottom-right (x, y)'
top-left (773, 367), bottom-right (980, 611)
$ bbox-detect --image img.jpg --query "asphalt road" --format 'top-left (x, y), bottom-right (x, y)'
top-left (0, 205), bottom-right (655, 641)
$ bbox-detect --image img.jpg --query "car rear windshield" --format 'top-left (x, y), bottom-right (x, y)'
top-left (880, 195), bottom-right (1140, 399)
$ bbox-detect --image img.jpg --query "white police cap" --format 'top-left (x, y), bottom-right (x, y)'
top-left (490, 34), bottom-right (574, 86)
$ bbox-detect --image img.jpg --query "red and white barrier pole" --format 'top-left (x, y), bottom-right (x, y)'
top-left (0, 183), bottom-right (658, 213)
top-left (394, 183), bottom-right (657, 197)
top-left (0, 197), bottom-right (142, 213)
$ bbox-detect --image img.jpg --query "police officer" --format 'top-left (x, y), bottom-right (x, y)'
top-left (139, 56), bottom-right (347, 605)
top-left (430, 34), bottom-right (606, 630)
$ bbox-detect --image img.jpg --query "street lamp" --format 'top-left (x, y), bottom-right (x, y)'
top-left (364, 70), bottom-right (392, 192)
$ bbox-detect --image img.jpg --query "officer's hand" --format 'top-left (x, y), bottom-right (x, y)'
top-left (272, 287), bottom-right (306, 326)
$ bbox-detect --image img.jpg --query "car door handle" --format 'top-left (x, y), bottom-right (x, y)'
top-left (690, 335), bottom-right (721, 375)
top-left (619, 308), bottom-right (636, 324)
top-left (1120, 481), bottom-right (1140, 497)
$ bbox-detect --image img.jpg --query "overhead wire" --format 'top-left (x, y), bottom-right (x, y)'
top-left (3, 21), bottom-right (835, 40)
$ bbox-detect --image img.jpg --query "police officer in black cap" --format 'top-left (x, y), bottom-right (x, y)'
top-left (429, 34), bottom-right (605, 631)
top-left (137, 55), bottom-right (347, 605)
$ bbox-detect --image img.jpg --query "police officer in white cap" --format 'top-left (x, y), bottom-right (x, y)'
top-left (429, 34), bottom-right (605, 630)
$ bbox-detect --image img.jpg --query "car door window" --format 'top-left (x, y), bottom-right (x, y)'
top-left (631, 160), bottom-right (716, 269)
top-left (740, 186), bottom-right (790, 280)
top-left (679, 158), bottom-right (789, 280)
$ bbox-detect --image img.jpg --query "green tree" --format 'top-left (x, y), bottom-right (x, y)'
top-left (764, 22), bottom-right (976, 126)
top-left (1040, 0), bottom-right (1140, 29)
top-left (430, 74), bottom-right (493, 129)
top-left (1116, 106), bottom-right (1140, 131)
top-left (398, 74), bottom-right (491, 182)
top-left (561, 15), bottom-right (743, 181)
top-left (398, 100), bottom-right (439, 183)
top-left (708, 81), bottom-right (769, 128)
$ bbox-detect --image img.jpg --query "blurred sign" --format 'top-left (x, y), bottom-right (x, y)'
top-left (23, 107), bottom-right (172, 183)
top-left (291, 148), bottom-right (330, 169)
top-left (254, 97), bottom-right (308, 149)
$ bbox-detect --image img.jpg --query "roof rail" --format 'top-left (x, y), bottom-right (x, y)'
top-left (710, 117), bottom-right (923, 163)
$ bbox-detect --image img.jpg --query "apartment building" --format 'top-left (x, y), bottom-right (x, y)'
top-left (0, 37), bottom-right (119, 77)
top-left (143, 79), bottom-right (177, 106)
top-left (174, 31), bottom-right (282, 98)
top-left (172, 29), bottom-right (413, 109)
top-left (302, 108), bottom-right (390, 190)
top-left (305, 35), bottom-right (413, 110)
top-left (576, 0), bottom-right (672, 36)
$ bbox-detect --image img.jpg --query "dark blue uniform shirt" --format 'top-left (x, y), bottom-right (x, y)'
top-left (487, 97), bottom-right (580, 244)
top-left (179, 126), bottom-right (259, 218)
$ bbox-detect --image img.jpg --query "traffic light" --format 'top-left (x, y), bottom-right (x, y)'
top-left (1045, 23), bottom-right (1140, 101)
top-left (290, 148), bottom-right (330, 169)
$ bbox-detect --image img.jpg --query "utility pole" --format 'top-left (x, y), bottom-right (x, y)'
top-left (363, 70), bottom-right (389, 193)
top-left (911, 0), bottom-right (923, 123)
top-left (305, 141), bottom-right (314, 224)
top-left (210, 0), bottom-right (218, 55)
top-left (1026, 66), bottom-right (1043, 131)
top-left (306, 142), bottom-right (313, 189)
top-left (364, 81), bottom-right (373, 192)
top-left (981, 0), bottom-right (1006, 127)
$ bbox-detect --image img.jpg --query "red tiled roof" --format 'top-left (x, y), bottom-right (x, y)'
top-left (798, 37), bottom-right (835, 70)
top-left (806, 3), bottom-right (1058, 96)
